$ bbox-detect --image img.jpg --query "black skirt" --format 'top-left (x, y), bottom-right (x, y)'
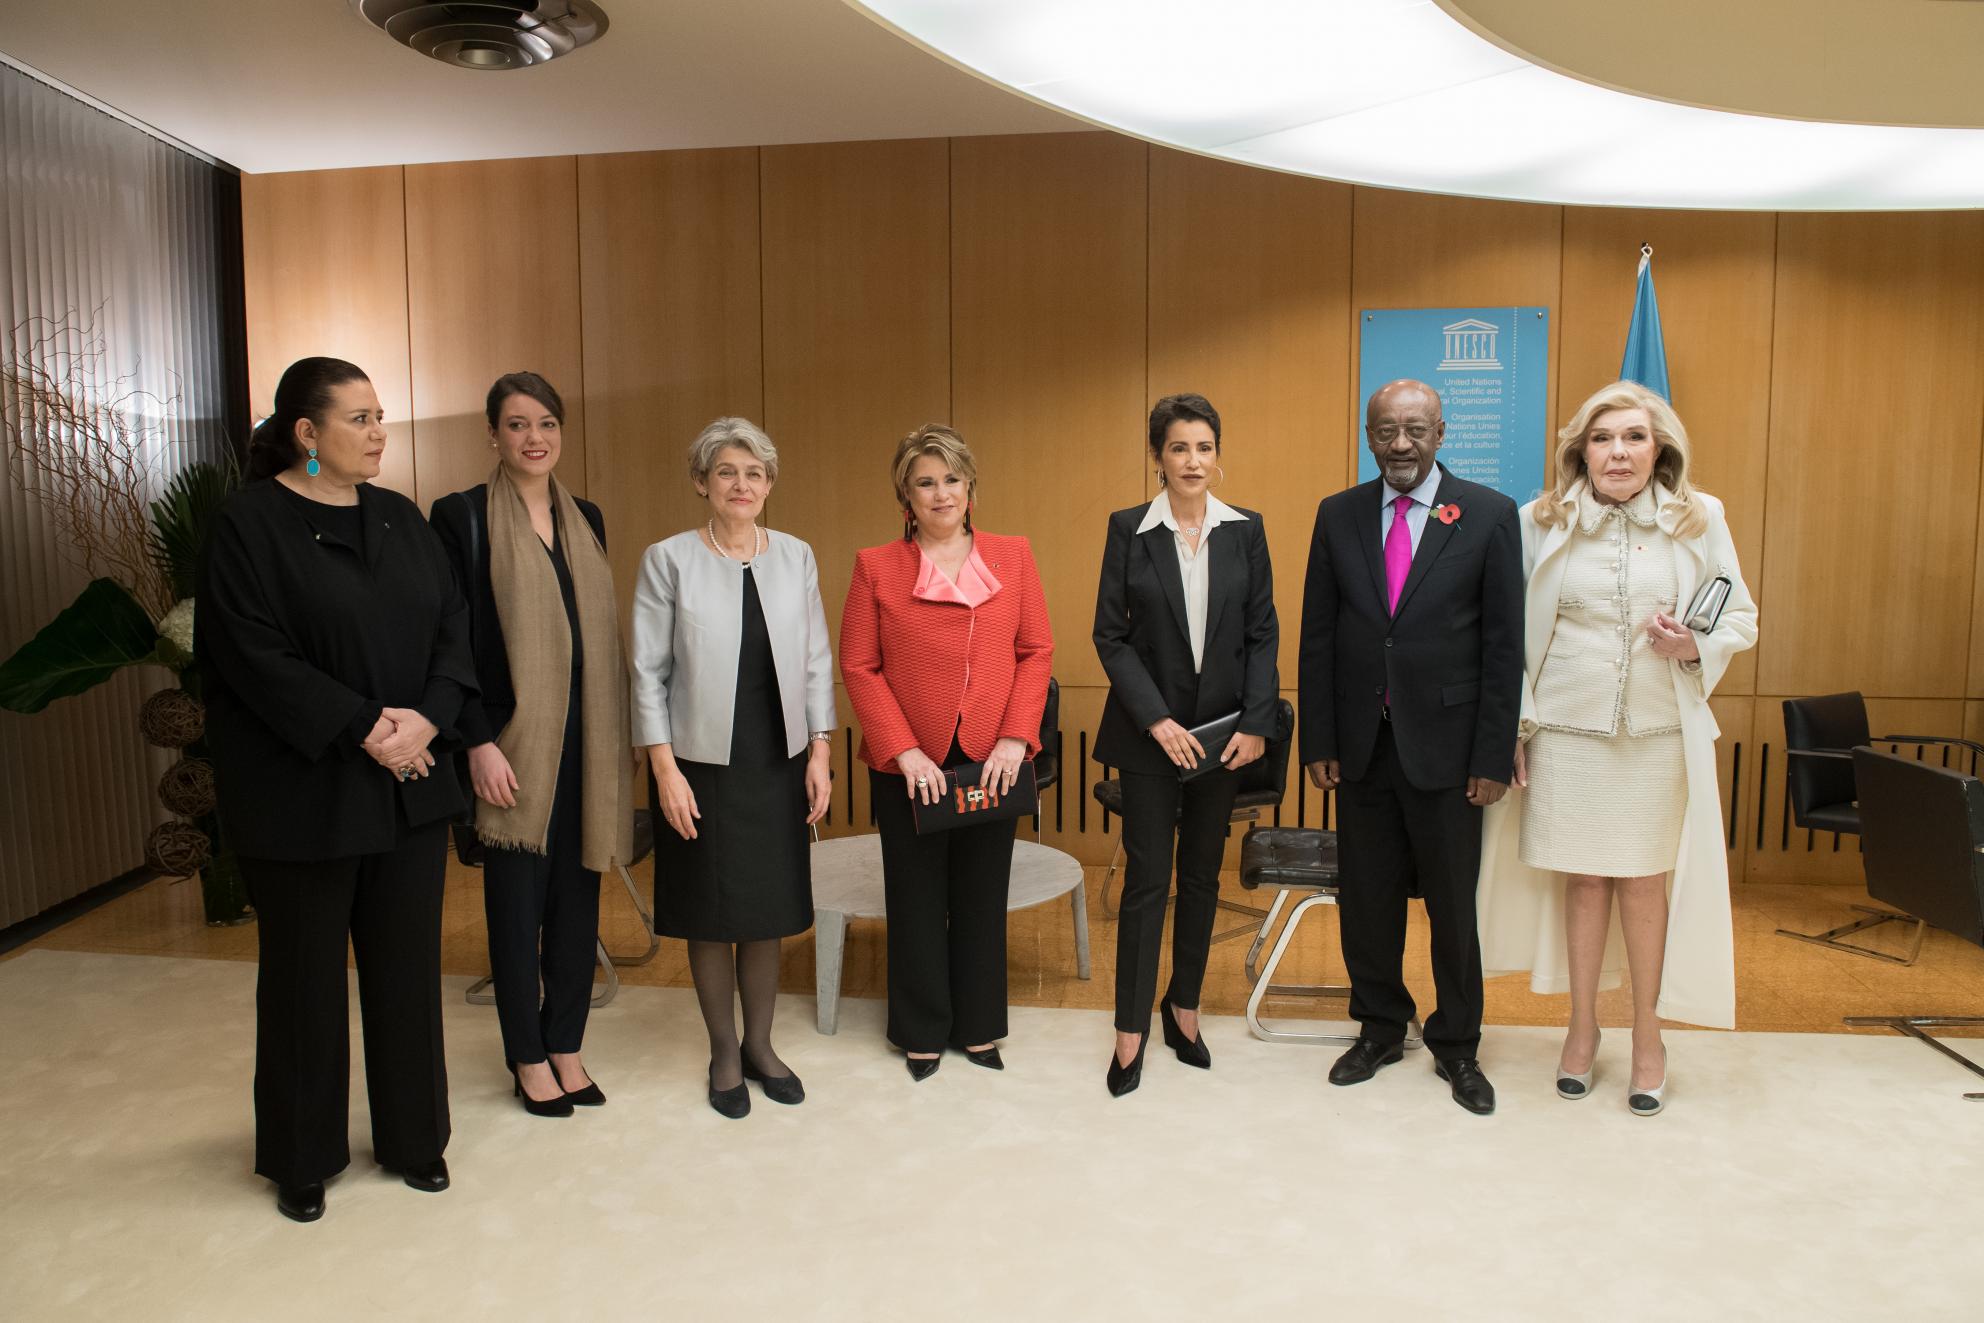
top-left (653, 568), bottom-right (812, 942)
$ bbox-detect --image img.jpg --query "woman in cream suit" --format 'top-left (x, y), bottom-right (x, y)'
top-left (1477, 381), bottom-right (1756, 1116)
top-left (631, 418), bottom-right (836, 1119)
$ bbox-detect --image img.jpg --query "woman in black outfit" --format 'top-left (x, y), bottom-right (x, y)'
top-left (430, 373), bottom-right (632, 1119)
top-left (1092, 393), bottom-right (1280, 1097)
top-left (197, 357), bottom-right (476, 1222)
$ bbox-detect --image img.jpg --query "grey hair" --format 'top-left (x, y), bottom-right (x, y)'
top-left (687, 416), bottom-right (779, 489)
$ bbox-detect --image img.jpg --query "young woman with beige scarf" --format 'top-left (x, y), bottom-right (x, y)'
top-left (431, 372), bottom-right (633, 1118)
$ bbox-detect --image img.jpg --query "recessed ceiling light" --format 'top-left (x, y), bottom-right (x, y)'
top-left (847, 0), bottom-right (1984, 210)
top-left (354, 1), bottom-right (610, 71)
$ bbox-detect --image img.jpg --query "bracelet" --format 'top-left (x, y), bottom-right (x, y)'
top-left (808, 731), bottom-right (834, 744)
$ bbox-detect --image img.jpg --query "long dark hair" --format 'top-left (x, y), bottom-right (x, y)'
top-left (484, 371), bottom-right (565, 429)
top-left (246, 357), bottom-right (371, 480)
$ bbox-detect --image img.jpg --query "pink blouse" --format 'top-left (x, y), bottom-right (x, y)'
top-left (912, 543), bottom-right (1003, 608)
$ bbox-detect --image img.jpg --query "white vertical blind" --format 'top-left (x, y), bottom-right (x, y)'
top-left (0, 62), bottom-right (243, 928)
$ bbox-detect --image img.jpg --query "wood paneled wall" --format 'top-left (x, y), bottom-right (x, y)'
top-left (242, 134), bottom-right (1984, 877)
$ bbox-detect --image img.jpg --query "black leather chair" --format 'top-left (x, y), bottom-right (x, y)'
top-left (1838, 749), bottom-right (1984, 1098)
top-left (1093, 699), bottom-right (1295, 937)
top-left (1777, 692), bottom-right (1983, 962)
top-left (1032, 678), bottom-right (1061, 838)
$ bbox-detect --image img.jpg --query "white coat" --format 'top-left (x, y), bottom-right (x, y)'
top-left (1476, 479), bottom-right (1758, 1029)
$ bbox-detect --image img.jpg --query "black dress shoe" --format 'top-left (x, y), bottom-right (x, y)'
top-left (549, 1059), bottom-right (606, 1107)
top-left (1329, 1037), bottom-right (1405, 1085)
top-left (276, 1182), bottom-right (325, 1223)
top-left (510, 1061), bottom-right (575, 1117)
top-left (709, 1065), bottom-right (751, 1118)
top-left (905, 1052), bottom-right (941, 1082)
top-left (1434, 1057), bottom-right (1497, 1115)
top-left (400, 1159), bottom-right (450, 1193)
top-left (1160, 999), bottom-right (1211, 1070)
top-left (742, 1055), bottom-right (806, 1105)
top-left (955, 1043), bottom-right (1005, 1071)
top-left (1106, 1034), bottom-right (1148, 1098)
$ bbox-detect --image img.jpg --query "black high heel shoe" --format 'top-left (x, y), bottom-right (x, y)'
top-left (904, 1051), bottom-right (941, 1082)
top-left (1106, 1033), bottom-right (1148, 1098)
top-left (1160, 999), bottom-right (1211, 1070)
top-left (708, 1063), bottom-right (751, 1119)
top-left (742, 1051), bottom-right (806, 1105)
top-left (958, 1045), bottom-right (1004, 1071)
top-left (509, 1061), bottom-right (575, 1118)
top-left (549, 1056), bottom-right (606, 1107)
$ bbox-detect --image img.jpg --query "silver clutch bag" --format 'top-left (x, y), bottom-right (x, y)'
top-left (1684, 574), bottom-right (1731, 633)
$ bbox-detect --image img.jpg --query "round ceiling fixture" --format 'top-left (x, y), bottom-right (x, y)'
top-left (353, 2), bottom-right (609, 71)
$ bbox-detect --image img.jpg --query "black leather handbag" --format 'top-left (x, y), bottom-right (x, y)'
top-left (909, 761), bottom-right (1039, 835)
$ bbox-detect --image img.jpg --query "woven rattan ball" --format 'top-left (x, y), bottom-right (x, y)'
top-left (138, 688), bottom-right (205, 749)
top-left (157, 757), bottom-right (217, 817)
top-left (144, 821), bottom-right (212, 875)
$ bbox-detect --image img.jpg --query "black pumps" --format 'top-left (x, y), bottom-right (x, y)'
top-left (509, 1061), bottom-right (575, 1118)
top-left (1160, 1000), bottom-right (1211, 1070)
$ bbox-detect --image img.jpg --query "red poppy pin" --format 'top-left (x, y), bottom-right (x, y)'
top-left (1437, 503), bottom-right (1462, 525)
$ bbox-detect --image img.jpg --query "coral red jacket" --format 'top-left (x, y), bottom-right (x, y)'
top-left (839, 532), bottom-right (1054, 775)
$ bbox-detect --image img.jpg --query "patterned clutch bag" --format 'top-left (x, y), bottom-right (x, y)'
top-left (909, 762), bottom-right (1039, 835)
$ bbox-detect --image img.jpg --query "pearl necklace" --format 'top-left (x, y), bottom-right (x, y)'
top-left (707, 519), bottom-right (765, 564)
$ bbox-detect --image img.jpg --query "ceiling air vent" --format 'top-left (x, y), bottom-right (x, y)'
top-left (353, 2), bottom-right (609, 70)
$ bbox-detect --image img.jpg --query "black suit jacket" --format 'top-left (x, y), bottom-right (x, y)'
top-left (1092, 503), bottom-right (1280, 775)
top-left (428, 484), bottom-right (606, 748)
top-left (195, 479), bottom-right (476, 861)
top-left (1297, 466), bottom-right (1522, 789)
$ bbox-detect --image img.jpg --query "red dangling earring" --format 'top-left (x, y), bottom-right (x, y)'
top-left (964, 499), bottom-right (974, 534)
top-left (902, 509), bottom-right (915, 541)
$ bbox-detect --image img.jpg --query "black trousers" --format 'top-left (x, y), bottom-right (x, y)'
top-left (481, 692), bottom-right (599, 1064)
top-left (1333, 722), bottom-right (1485, 1060)
top-left (243, 819), bottom-right (450, 1186)
top-left (870, 749), bottom-right (1017, 1053)
top-left (1113, 766), bottom-right (1240, 1035)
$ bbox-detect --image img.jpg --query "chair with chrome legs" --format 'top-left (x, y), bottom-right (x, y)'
top-left (1092, 699), bottom-right (1293, 949)
top-left (1776, 691), bottom-right (1984, 964)
top-left (1838, 747), bottom-right (1984, 1099)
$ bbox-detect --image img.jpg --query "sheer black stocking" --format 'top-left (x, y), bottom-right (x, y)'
top-left (737, 939), bottom-right (791, 1079)
top-left (687, 939), bottom-right (743, 1090)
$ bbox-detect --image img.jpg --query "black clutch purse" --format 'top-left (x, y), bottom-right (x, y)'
top-left (909, 761), bottom-right (1039, 835)
top-left (1178, 710), bottom-right (1242, 783)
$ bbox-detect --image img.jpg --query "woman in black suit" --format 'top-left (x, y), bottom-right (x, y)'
top-left (197, 356), bottom-right (476, 1222)
top-left (1091, 393), bottom-right (1280, 1097)
top-left (430, 372), bottom-right (632, 1119)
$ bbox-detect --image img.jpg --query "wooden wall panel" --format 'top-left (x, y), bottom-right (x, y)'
top-left (404, 157), bottom-right (586, 509)
top-left (241, 167), bottom-right (416, 497)
top-left (1350, 189), bottom-right (1564, 473)
top-left (1148, 148), bottom-right (1354, 686)
top-left (1759, 213), bottom-right (1984, 698)
top-left (951, 133), bottom-right (1150, 688)
top-left (1559, 209), bottom-right (1776, 695)
top-left (761, 138), bottom-right (950, 645)
top-left (576, 148), bottom-right (763, 609)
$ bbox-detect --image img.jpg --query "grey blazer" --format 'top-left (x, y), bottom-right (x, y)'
top-left (629, 529), bottom-right (837, 763)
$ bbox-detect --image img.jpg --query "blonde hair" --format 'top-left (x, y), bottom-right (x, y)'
top-left (891, 424), bottom-right (979, 534)
top-left (1538, 381), bottom-right (1707, 538)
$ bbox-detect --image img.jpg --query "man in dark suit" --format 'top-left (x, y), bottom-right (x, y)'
top-left (1298, 379), bottom-right (1523, 1113)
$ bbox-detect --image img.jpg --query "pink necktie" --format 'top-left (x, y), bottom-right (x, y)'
top-left (1385, 494), bottom-right (1413, 616)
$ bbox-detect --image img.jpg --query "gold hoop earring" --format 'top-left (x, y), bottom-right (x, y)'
top-left (1156, 470), bottom-right (1167, 487)
top-left (1212, 464), bottom-right (1227, 490)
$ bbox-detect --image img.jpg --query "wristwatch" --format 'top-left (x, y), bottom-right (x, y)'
top-left (808, 730), bottom-right (834, 745)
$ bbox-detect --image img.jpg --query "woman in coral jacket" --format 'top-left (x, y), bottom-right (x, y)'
top-left (839, 424), bottom-right (1053, 1082)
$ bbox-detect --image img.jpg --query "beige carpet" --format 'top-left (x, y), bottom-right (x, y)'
top-left (2, 948), bottom-right (1979, 1321)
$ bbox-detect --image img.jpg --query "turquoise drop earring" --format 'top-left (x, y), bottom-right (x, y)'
top-left (305, 446), bottom-right (320, 478)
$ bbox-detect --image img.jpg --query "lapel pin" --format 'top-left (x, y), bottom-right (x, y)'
top-left (1437, 503), bottom-right (1462, 525)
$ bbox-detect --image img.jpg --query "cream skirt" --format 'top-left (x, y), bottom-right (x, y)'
top-left (1519, 727), bottom-right (1686, 877)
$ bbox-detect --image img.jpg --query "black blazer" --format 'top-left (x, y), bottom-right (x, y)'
top-left (195, 479), bottom-right (476, 861)
top-left (1297, 466), bottom-right (1522, 789)
top-left (428, 484), bottom-right (606, 748)
top-left (1092, 502), bottom-right (1280, 775)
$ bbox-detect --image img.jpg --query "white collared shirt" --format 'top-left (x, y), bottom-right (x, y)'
top-left (1379, 465), bottom-right (1443, 554)
top-left (1137, 488), bottom-right (1250, 673)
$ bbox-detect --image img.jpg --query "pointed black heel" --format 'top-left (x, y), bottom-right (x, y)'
top-left (1160, 999), bottom-right (1211, 1070)
top-left (904, 1051), bottom-right (941, 1082)
top-left (509, 1061), bottom-right (575, 1117)
top-left (549, 1056), bottom-right (606, 1107)
top-left (1106, 1033), bottom-right (1149, 1098)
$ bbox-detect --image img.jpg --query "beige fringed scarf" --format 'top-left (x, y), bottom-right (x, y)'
top-left (477, 465), bottom-right (633, 871)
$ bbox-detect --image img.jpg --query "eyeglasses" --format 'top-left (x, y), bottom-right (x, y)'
top-left (1370, 425), bottom-right (1433, 443)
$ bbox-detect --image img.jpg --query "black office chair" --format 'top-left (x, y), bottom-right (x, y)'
top-left (1839, 749), bottom-right (1984, 1098)
top-left (1777, 692), bottom-right (1984, 963)
top-left (1093, 699), bottom-right (1295, 942)
top-left (1033, 678), bottom-right (1061, 838)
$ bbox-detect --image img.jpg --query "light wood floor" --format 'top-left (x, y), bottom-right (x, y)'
top-left (14, 852), bottom-right (1984, 1038)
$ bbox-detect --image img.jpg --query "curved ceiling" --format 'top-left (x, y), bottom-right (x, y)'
top-left (847, 0), bottom-right (1984, 210)
top-left (1444, 0), bottom-right (1984, 130)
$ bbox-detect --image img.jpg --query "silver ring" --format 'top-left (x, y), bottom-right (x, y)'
top-left (395, 767), bottom-right (410, 782)
top-left (916, 777), bottom-right (929, 787)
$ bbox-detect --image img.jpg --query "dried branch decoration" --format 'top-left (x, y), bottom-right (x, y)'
top-left (2, 313), bottom-right (176, 620)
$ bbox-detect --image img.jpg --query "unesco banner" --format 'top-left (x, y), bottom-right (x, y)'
top-left (1357, 307), bottom-right (1549, 505)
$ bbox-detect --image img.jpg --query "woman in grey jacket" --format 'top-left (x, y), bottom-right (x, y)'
top-left (631, 418), bottom-right (836, 1118)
